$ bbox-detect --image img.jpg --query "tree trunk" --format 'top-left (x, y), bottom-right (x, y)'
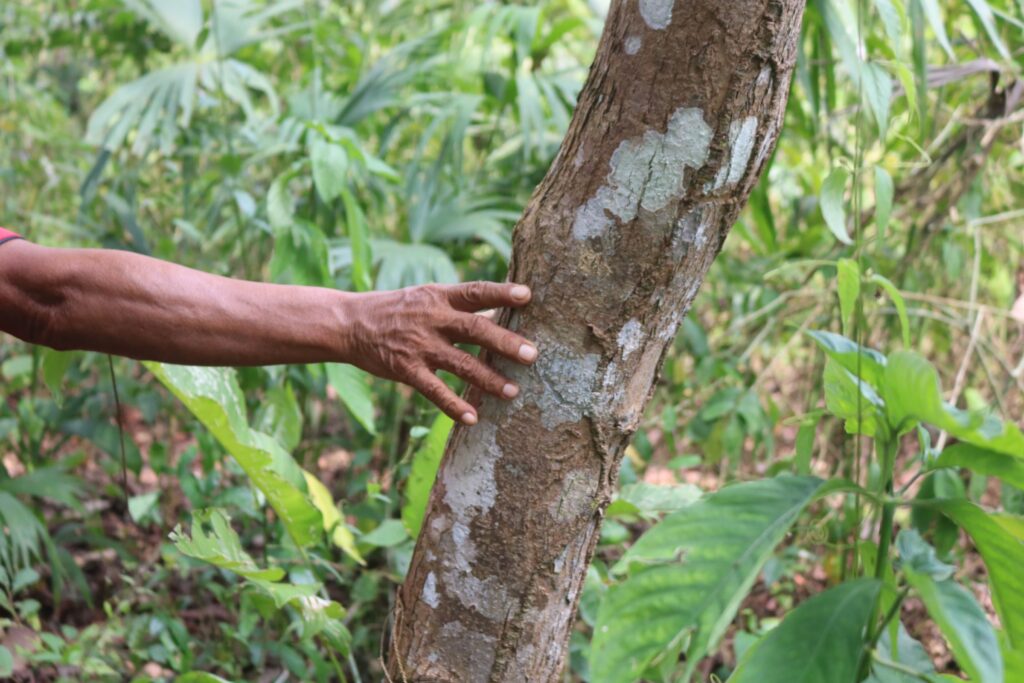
top-left (388, 1), bottom-right (805, 680)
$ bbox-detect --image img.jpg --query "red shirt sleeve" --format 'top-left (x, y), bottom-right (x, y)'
top-left (0, 227), bottom-right (23, 246)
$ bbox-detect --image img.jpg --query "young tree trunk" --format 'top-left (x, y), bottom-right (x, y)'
top-left (388, 1), bottom-right (805, 680)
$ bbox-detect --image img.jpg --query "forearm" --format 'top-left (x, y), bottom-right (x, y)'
top-left (2, 242), bottom-right (354, 366)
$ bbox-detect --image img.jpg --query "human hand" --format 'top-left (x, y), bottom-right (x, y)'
top-left (339, 282), bottom-right (537, 425)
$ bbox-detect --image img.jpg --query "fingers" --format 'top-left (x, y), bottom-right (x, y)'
top-left (445, 313), bottom-right (538, 364)
top-left (409, 367), bottom-right (478, 425)
top-left (445, 281), bottom-right (531, 312)
top-left (435, 348), bottom-right (518, 400)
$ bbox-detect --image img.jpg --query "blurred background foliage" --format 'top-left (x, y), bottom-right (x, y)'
top-left (0, 0), bottom-right (1022, 681)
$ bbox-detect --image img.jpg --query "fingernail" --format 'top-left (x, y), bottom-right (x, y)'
top-left (510, 285), bottom-right (531, 301)
top-left (461, 412), bottom-right (478, 425)
top-left (502, 383), bottom-right (519, 398)
top-left (519, 344), bottom-right (538, 362)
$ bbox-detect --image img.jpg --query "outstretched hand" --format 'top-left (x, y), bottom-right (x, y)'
top-left (340, 282), bottom-right (537, 425)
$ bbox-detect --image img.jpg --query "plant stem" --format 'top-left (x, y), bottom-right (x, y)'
top-left (874, 501), bottom-right (896, 580)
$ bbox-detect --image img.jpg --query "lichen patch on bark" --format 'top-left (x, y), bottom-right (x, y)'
top-left (571, 107), bottom-right (712, 240)
top-left (638, 0), bottom-right (673, 29)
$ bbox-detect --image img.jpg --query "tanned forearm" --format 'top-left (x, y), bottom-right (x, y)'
top-left (0, 241), bottom-right (537, 424)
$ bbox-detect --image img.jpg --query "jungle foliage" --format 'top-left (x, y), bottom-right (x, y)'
top-left (1, 0), bottom-right (1023, 681)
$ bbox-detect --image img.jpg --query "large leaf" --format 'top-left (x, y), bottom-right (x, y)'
top-left (931, 443), bottom-right (1024, 490)
top-left (730, 579), bottom-right (882, 683)
top-left (401, 413), bottom-right (453, 537)
top-left (904, 567), bottom-right (1003, 683)
top-left (146, 363), bottom-right (322, 547)
top-left (938, 500), bottom-right (1024, 649)
top-left (883, 351), bottom-right (1024, 455)
top-left (590, 476), bottom-right (825, 683)
top-left (824, 359), bottom-right (888, 438)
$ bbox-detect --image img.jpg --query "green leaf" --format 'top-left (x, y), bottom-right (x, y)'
top-left (861, 62), bottom-right (893, 138)
top-left (904, 567), bottom-right (1003, 683)
top-left (401, 414), bottom-right (453, 537)
top-left (896, 528), bottom-right (953, 580)
top-left (310, 137), bottom-right (348, 203)
top-left (821, 167), bottom-right (853, 245)
top-left (302, 471), bottom-right (365, 565)
top-left (590, 476), bottom-right (825, 683)
top-left (874, 166), bottom-right (894, 240)
top-left (806, 330), bottom-right (888, 388)
top-left (128, 491), bottom-right (160, 523)
top-left (360, 519), bottom-right (408, 548)
top-left (931, 442), bottom-right (1024, 490)
top-left (254, 384), bottom-right (303, 454)
top-left (873, 0), bottom-right (905, 52)
top-left (325, 363), bottom-right (377, 435)
top-left (0, 645), bottom-right (12, 679)
top-left (605, 482), bottom-right (702, 519)
top-left (938, 500), bottom-right (1024, 649)
top-left (41, 349), bottom-right (74, 406)
top-left (171, 508), bottom-right (286, 582)
top-left (824, 359), bottom-right (888, 438)
top-left (730, 579), bottom-right (882, 683)
top-left (964, 0), bottom-right (1011, 60)
top-left (837, 258), bottom-right (860, 336)
top-left (870, 274), bottom-right (910, 348)
top-left (175, 673), bottom-right (236, 683)
top-left (340, 188), bottom-right (373, 292)
top-left (146, 363), bottom-right (322, 547)
top-left (917, 0), bottom-right (954, 58)
top-left (882, 351), bottom-right (1024, 454)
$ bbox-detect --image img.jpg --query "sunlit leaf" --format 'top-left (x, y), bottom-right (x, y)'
top-left (171, 508), bottom-right (286, 582)
top-left (837, 258), bottom-right (860, 336)
top-left (402, 413), bottom-right (454, 537)
top-left (821, 167), bottom-right (852, 245)
top-left (302, 471), bottom-right (365, 565)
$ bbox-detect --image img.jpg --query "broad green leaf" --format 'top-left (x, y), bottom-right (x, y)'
top-left (874, 166), bottom-right (894, 241)
top-left (824, 359), bottom-right (888, 438)
top-left (837, 258), bottom-right (860, 336)
top-left (605, 482), bottom-right (702, 519)
top-left (938, 500), bottom-right (1024, 649)
top-left (862, 63), bottom-right (893, 138)
top-left (590, 476), bottom-right (825, 683)
top-left (905, 567), bottom-right (1003, 683)
top-left (171, 509), bottom-right (285, 582)
top-left (870, 274), bottom-right (910, 347)
top-left (302, 471), bottom-right (365, 565)
top-left (806, 330), bottom-right (888, 388)
top-left (326, 363), bottom-right (377, 435)
top-left (932, 443), bottom-right (1024, 490)
top-left (360, 519), bottom-right (408, 548)
top-left (310, 137), bottom-right (348, 203)
top-left (146, 363), bottom-right (322, 547)
top-left (128, 491), bottom-right (160, 523)
top-left (917, 0), bottom-right (954, 58)
top-left (883, 351), bottom-right (1024, 455)
top-left (730, 579), bottom-right (882, 683)
top-left (41, 349), bottom-right (74, 406)
top-left (0, 646), bottom-right (11, 679)
top-left (821, 167), bottom-right (853, 245)
top-left (896, 528), bottom-right (953, 580)
top-left (401, 414), bottom-right (454, 537)
top-left (964, 0), bottom-right (1011, 60)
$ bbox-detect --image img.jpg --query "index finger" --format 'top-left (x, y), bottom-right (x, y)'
top-left (445, 281), bottom-right (532, 312)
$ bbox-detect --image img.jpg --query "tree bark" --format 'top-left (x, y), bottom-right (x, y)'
top-left (388, 1), bottom-right (805, 680)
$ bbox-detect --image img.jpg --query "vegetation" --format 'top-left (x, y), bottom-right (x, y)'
top-left (1, 1), bottom-right (1022, 681)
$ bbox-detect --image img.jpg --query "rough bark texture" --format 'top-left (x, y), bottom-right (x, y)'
top-left (388, 1), bottom-right (805, 680)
